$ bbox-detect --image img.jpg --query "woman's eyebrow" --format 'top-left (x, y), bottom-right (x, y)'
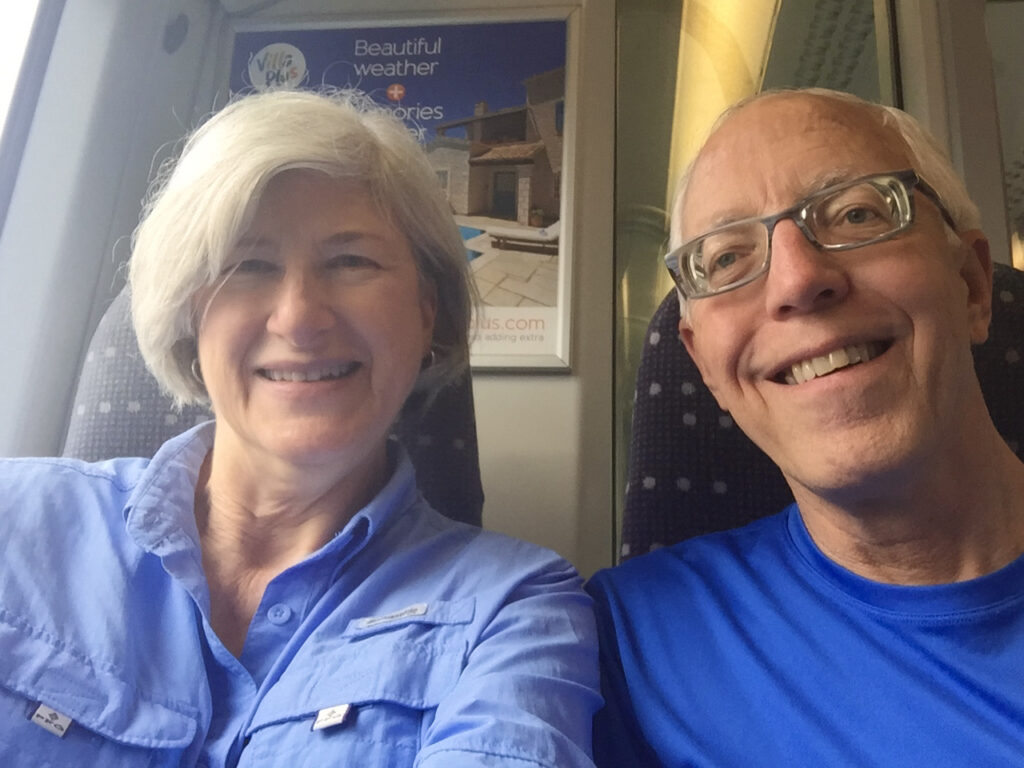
top-left (322, 231), bottom-right (388, 246)
top-left (233, 235), bottom-right (273, 250)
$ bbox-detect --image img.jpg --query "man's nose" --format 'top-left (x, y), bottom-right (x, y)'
top-left (763, 218), bottom-right (849, 319)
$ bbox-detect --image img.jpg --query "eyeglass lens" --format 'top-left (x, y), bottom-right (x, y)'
top-left (690, 175), bottom-right (912, 295)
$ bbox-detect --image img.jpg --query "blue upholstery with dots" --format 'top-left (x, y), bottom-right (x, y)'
top-left (621, 262), bottom-right (1024, 560)
top-left (61, 288), bottom-right (484, 526)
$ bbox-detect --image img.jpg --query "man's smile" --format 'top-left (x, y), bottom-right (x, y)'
top-left (772, 340), bottom-right (892, 385)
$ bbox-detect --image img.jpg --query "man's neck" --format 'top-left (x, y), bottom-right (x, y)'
top-left (791, 428), bottom-right (1024, 586)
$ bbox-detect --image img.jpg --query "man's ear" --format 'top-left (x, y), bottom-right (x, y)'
top-left (678, 314), bottom-right (729, 411)
top-left (957, 230), bottom-right (993, 345)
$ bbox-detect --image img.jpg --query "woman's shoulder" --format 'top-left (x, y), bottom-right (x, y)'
top-left (0, 454), bottom-right (149, 511)
top-left (0, 456), bottom-right (156, 593)
top-left (0, 424), bottom-right (211, 518)
top-left (0, 456), bottom-right (155, 644)
top-left (415, 503), bottom-right (579, 579)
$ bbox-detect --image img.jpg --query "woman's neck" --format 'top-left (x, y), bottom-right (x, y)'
top-left (193, 438), bottom-right (390, 656)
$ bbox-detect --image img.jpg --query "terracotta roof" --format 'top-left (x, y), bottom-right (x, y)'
top-left (470, 142), bottom-right (544, 164)
top-left (435, 104), bottom-right (527, 131)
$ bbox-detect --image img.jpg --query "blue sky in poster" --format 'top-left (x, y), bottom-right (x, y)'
top-left (229, 21), bottom-right (566, 141)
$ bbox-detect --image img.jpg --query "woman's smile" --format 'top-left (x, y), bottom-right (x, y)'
top-left (256, 361), bottom-right (362, 382)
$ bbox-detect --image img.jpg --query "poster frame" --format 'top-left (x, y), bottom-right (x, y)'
top-left (223, 6), bottom-right (581, 371)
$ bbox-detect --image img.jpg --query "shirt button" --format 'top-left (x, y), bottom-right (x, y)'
top-left (267, 603), bottom-right (293, 625)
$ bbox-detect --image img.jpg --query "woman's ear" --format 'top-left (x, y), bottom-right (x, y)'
top-left (419, 279), bottom-right (438, 355)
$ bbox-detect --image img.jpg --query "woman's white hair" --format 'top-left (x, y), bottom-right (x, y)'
top-left (129, 88), bottom-right (474, 408)
top-left (670, 87), bottom-right (983, 314)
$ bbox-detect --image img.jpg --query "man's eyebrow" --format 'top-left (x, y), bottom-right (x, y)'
top-left (704, 170), bottom-right (860, 229)
top-left (704, 210), bottom-right (752, 231)
top-left (804, 170), bottom-right (857, 195)
top-left (685, 170), bottom-right (856, 238)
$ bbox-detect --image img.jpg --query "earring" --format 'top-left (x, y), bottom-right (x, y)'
top-left (190, 358), bottom-right (204, 385)
top-left (422, 348), bottom-right (437, 369)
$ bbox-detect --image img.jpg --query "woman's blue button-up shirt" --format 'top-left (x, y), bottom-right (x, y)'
top-left (0, 423), bottom-right (600, 767)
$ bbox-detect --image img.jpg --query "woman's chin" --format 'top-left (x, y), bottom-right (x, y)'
top-left (241, 421), bottom-right (389, 473)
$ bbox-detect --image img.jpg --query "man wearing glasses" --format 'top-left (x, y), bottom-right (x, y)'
top-left (588, 88), bottom-right (1024, 765)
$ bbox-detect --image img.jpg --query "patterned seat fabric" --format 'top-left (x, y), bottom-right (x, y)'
top-left (621, 262), bottom-right (1024, 560)
top-left (62, 289), bottom-right (484, 526)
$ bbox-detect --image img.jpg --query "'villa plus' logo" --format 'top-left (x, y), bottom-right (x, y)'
top-left (248, 43), bottom-right (307, 91)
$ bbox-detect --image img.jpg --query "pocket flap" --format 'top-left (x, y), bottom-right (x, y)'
top-left (0, 619), bottom-right (197, 749)
top-left (341, 597), bottom-right (475, 640)
top-left (247, 599), bottom-right (475, 733)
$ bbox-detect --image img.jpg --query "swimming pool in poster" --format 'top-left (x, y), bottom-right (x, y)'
top-left (459, 225), bottom-right (484, 261)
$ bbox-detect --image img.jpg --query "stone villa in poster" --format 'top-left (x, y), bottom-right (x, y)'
top-left (426, 67), bottom-right (564, 227)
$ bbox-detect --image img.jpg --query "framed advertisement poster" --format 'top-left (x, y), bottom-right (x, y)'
top-left (225, 12), bottom-right (578, 369)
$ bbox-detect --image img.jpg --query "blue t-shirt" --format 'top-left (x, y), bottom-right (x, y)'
top-left (0, 423), bottom-right (600, 767)
top-left (587, 505), bottom-right (1024, 767)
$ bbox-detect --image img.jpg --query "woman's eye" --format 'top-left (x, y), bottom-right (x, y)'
top-left (234, 259), bottom-right (276, 274)
top-left (326, 254), bottom-right (379, 269)
top-left (228, 258), bottom-right (277, 275)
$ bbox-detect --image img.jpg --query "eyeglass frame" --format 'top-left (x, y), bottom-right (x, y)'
top-left (664, 169), bottom-right (958, 300)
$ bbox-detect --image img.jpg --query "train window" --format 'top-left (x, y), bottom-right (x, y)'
top-left (0, 0), bottom-right (63, 235)
top-left (0, 1), bottom-right (42, 129)
top-left (986, 0), bottom-right (1024, 269)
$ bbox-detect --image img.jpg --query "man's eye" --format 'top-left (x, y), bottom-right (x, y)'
top-left (841, 206), bottom-right (881, 225)
top-left (711, 251), bottom-right (740, 271)
top-left (706, 246), bottom-right (755, 276)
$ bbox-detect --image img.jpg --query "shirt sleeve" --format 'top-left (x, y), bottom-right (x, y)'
top-left (415, 557), bottom-right (602, 768)
top-left (585, 571), bottom-right (664, 768)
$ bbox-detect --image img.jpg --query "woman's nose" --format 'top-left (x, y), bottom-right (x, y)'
top-left (266, 269), bottom-right (334, 345)
top-left (763, 218), bottom-right (849, 319)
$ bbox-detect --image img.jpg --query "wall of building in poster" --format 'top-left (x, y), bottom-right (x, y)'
top-left (229, 20), bottom-right (570, 366)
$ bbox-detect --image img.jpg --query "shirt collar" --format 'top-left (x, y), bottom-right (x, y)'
top-left (123, 424), bottom-right (421, 560)
top-left (123, 421), bottom-right (215, 557)
top-left (326, 438), bottom-right (421, 547)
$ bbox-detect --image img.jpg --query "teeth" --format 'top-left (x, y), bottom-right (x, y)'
top-left (783, 343), bottom-right (881, 385)
top-left (262, 363), bottom-right (357, 382)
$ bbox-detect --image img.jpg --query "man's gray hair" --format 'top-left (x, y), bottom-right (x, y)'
top-left (670, 87), bottom-right (982, 314)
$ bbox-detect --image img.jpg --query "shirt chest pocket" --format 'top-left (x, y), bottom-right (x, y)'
top-left (239, 598), bottom-right (474, 767)
top-left (0, 637), bottom-right (197, 768)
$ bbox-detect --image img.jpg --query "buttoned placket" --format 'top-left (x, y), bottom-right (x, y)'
top-left (216, 518), bottom-right (374, 768)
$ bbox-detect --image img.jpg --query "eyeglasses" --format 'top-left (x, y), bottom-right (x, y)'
top-left (664, 169), bottom-right (956, 300)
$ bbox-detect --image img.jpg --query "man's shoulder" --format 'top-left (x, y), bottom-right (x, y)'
top-left (589, 509), bottom-right (792, 602)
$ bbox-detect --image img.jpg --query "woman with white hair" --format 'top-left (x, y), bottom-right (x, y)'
top-left (0, 90), bottom-right (599, 767)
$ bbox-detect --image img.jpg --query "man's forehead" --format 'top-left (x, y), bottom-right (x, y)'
top-left (705, 93), bottom-right (900, 157)
top-left (678, 94), bottom-right (910, 234)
